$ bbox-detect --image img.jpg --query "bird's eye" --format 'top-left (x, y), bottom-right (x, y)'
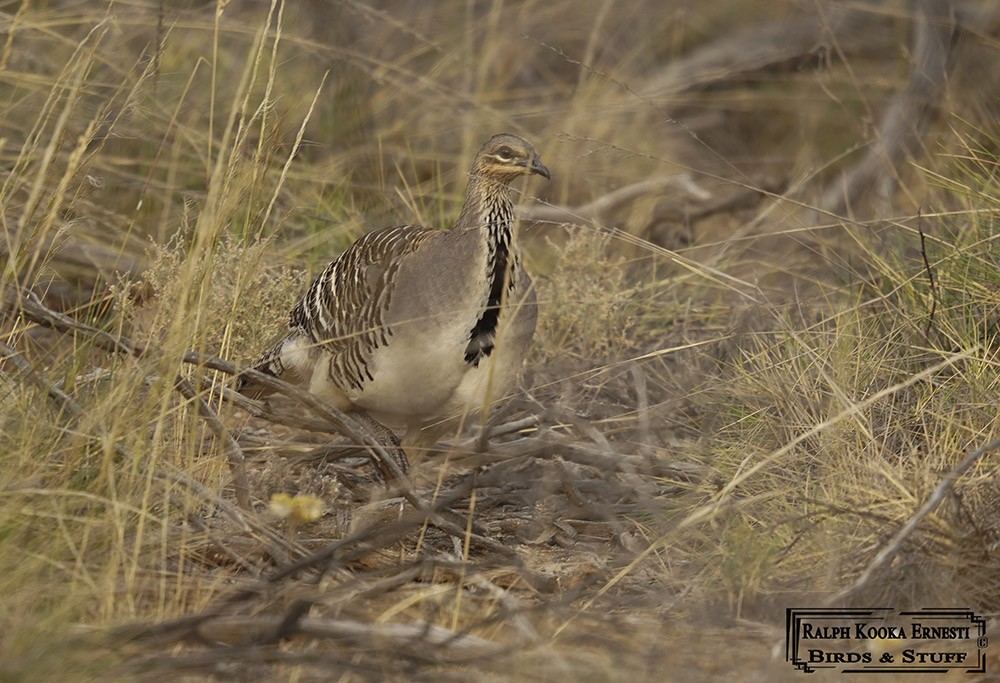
top-left (495, 146), bottom-right (515, 162)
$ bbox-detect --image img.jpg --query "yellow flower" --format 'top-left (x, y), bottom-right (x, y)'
top-left (269, 493), bottom-right (324, 523)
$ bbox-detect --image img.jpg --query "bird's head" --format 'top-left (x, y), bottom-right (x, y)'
top-left (471, 133), bottom-right (550, 184)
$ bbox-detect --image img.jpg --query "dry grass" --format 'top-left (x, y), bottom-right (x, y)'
top-left (1, 0), bottom-right (998, 680)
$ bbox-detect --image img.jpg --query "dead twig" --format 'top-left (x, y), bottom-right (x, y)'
top-left (517, 175), bottom-right (709, 227)
top-left (829, 432), bottom-right (1000, 603)
top-left (819, 0), bottom-right (958, 215)
top-left (0, 340), bottom-right (302, 559)
top-left (0, 339), bottom-right (136, 466)
top-left (117, 475), bottom-right (505, 647)
top-left (4, 289), bottom-right (409, 489)
top-left (194, 614), bottom-right (503, 658)
top-left (0, 340), bottom-right (84, 419)
top-left (174, 376), bottom-right (251, 510)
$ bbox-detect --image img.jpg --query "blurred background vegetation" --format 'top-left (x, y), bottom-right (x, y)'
top-left (0, 0), bottom-right (998, 680)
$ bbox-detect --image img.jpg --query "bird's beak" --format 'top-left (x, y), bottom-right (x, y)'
top-left (529, 156), bottom-right (551, 180)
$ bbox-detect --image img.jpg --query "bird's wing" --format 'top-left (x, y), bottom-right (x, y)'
top-left (237, 225), bottom-right (441, 397)
top-left (288, 224), bottom-right (441, 390)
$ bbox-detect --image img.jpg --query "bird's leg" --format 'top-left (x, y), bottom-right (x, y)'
top-left (352, 410), bottom-right (410, 483)
top-left (402, 421), bottom-right (453, 465)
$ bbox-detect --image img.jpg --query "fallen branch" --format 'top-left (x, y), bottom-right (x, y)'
top-left (130, 611), bottom-right (505, 677)
top-left (829, 432), bottom-right (1000, 603)
top-left (116, 473), bottom-right (515, 648)
top-left (518, 175), bottom-right (709, 227)
top-left (819, 0), bottom-right (958, 215)
top-left (194, 614), bottom-right (503, 657)
top-left (642, 3), bottom-right (892, 99)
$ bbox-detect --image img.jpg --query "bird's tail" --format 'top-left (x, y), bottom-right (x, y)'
top-left (234, 343), bottom-right (285, 398)
top-left (235, 332), bottom-right (310, 398)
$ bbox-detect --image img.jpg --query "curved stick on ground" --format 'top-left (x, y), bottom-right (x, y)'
top-left (829, 432), bottom-right (1000, 604)
top-left (819, 0), bottom-right (958, 216)
top-left (174, 376), bottom-right (251, 510)
top-left (518, 175), bottom-right (709, 228)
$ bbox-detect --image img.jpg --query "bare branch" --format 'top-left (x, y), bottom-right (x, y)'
top-left (194, 614), bottom-right (503, 657)
top-left (0, 340), bottom-right (84, 419)
top-left (820, 0), bottom-right (958, 215)
top-left (830, 432), bottom-right (1000, 603)
top-left (518, 175), bottom-right (709, 227)
top-left (174, 376), bottom-right (251, 510)
top-left (3, 287), bottom-right (517, 561)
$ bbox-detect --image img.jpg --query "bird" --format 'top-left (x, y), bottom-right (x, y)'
top-left (237, 133), bottom-right (550, 476)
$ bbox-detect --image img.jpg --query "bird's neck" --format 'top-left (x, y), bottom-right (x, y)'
top-left (458, 176), bottom-right (517, 291)
top-left (460, 175), bottom-right (519, 364)
top-left (457, 175), bottom-right (515, 243)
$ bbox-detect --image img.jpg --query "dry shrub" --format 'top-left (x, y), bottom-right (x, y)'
top-left (534, 229), bottom-right (636, 362)
top-left (113, 235), bottom-right (305, 365)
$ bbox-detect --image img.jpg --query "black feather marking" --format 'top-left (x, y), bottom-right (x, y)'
top-left (465, 196), bottom-right (515, 366)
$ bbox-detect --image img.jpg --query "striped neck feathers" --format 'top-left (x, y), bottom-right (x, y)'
top-left (461, 174), bottom-right (519, 365)
top-left (457, 174), bottom-right (515, 238)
